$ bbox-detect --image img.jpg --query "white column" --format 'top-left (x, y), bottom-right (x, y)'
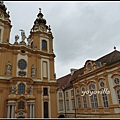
top-left (11, 105), bottom-right (15, 118)
top-left (30, 105), bottom-right (32, 118)
top-left (33, 104), bottom-right (34, 118)
top-left (7, 105), bottom-right (10, 118)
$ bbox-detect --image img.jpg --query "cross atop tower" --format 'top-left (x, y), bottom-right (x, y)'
top-left (39, 8), bottom-right (41, 13)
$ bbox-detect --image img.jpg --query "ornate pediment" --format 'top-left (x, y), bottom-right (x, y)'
top-left (84, 60), bottom-right (102, 74)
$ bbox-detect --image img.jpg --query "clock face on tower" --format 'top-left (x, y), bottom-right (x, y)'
top-left (40, 25), bottom-right (46, 31)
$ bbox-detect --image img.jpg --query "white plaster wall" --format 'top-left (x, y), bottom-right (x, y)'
top-left (106, 67), bottom-right (118, 72)
top-left (16, 53), bottom-right (28, 77)
top-left (66, 89), bottom-right (75, 113)
top-left (97, 72), bottom-right (104, 76)
top-left (108, 74), bottom-right (118, 104)
top-left (57, 90), bottom-right (65, 114)
top-left (41, 58), bottom-right (50, 81)
top-left (114, 108), bottom-right (120, 113)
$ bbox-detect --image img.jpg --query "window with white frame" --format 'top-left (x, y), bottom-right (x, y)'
top-left (59, 101), bottom-right (63, 111)
top-left (78, 97), bottom-right (80, 109)
top-left (102, 93), bottom-right (109, 108)
top-left (66, 91), bottom-right (68, 97)
top-left (59, 92), bottom-right (62, 98)
top-left (116, 87), bottom-right (120, 105)
top-left (82, 87), bottom-right (87, 109)
top-left (72, 100), bottom-right (75, 110)
top-left (66, 101), bottom-right (69, 110)
top-left (71, 90), bottom-right (74, 96)
top-left (83, 96), bottom-right (87, 109)
top-left (90, 94), bottom-right (98, 108)
top-left (76, 88), bottom-right (79, 94)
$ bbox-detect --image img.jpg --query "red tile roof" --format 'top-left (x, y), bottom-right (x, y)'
top-left (57, 50), bottom-right (120, 89)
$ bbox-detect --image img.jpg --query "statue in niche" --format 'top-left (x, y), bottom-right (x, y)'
top-left (31, 64), bottom-right (36, 77)
top-left (30, 86), bottom-right (33, 94)
top-left (6, 61), bottom-right (12, 75)
top-left (10, 85), bottom-right (16, 94)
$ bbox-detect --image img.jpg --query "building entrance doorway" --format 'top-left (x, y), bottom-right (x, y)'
top-left (44, 102), bottom-right (48, 118)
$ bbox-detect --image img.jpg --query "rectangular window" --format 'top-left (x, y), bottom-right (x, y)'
top-left (72, 100), bottom-right (75, 110)
top-left (66, 101), bottom-right (69, 110)
top-left (43, 61), bottom-right (47, 78)
top-left (78, 97), bottom-right (81, 109)
top-left (59, 92), bottom-right (62, 98)
top-left (66, 92), bottom-right (68, 97)
top-left (90, 94), bottom-right (98, 108)
top-left (102, 93), bottom-right (109, 108)
top-left (43, 88), bottom-right (48, 96)
top-left (117, 89), bottom-right (120, 105)
top-left (59, 101), bottom-right (63, 111)
top-left (71, 90), bottom-right (74, 96)
top-left (83, 96), bottom-right (87, 109)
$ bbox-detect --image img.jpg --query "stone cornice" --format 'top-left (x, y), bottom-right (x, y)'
top-left (0, 43), bottom-right (55, 58)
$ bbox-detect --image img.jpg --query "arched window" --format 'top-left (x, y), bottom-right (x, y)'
top-left (42, 40), bottom-right (47, 50)
top-left (18, 83), bottom-right (25, 94)
top-left (116, 88), bottom-right (120, 105)
top-left (18, 101), bottom-right (25, 109)
top-left (102, 93), bottom-right (109, 108)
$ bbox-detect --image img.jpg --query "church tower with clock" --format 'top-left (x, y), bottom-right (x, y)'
top-left (0, 2), bottom-right (57, 118)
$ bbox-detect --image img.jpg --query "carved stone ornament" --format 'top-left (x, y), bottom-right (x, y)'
top-left (31, 65), bottom-right (36, 77)
top-left (18, 71), bottom-right (26, 76)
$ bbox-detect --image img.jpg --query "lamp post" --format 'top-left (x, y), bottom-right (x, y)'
top-left (62, 85), bottom-right (66, 118)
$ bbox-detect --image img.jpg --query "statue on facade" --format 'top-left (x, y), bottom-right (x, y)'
top-left (10, 85), bottom-right (16, 94)
top-left (20, 29), bottom-right (26, 42)
top-left (30, 86), bottom-right (33, 94)
top-left (27, 38), bottom-right (31, 46)
top-left (15, 35), bottom-right (19, 42)
top-left (6, 61), bottom-right (12, 75)
top-left (31, 64), bottom-right (36, 77)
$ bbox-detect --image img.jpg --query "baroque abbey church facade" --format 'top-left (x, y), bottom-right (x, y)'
top-left (0, 1), bottom-right (57, 118)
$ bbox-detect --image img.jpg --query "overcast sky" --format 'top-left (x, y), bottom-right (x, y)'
top-left (4, 1), bottom-right (120, 79)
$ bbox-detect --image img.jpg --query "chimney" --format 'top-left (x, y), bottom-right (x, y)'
top-left (70, 68), bottom-right (77, 76)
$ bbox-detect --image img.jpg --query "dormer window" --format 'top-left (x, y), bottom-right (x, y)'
top-left (87, 63), bottom-right (92, 70)
top-left (114, 78), bottom-right (119, 84)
